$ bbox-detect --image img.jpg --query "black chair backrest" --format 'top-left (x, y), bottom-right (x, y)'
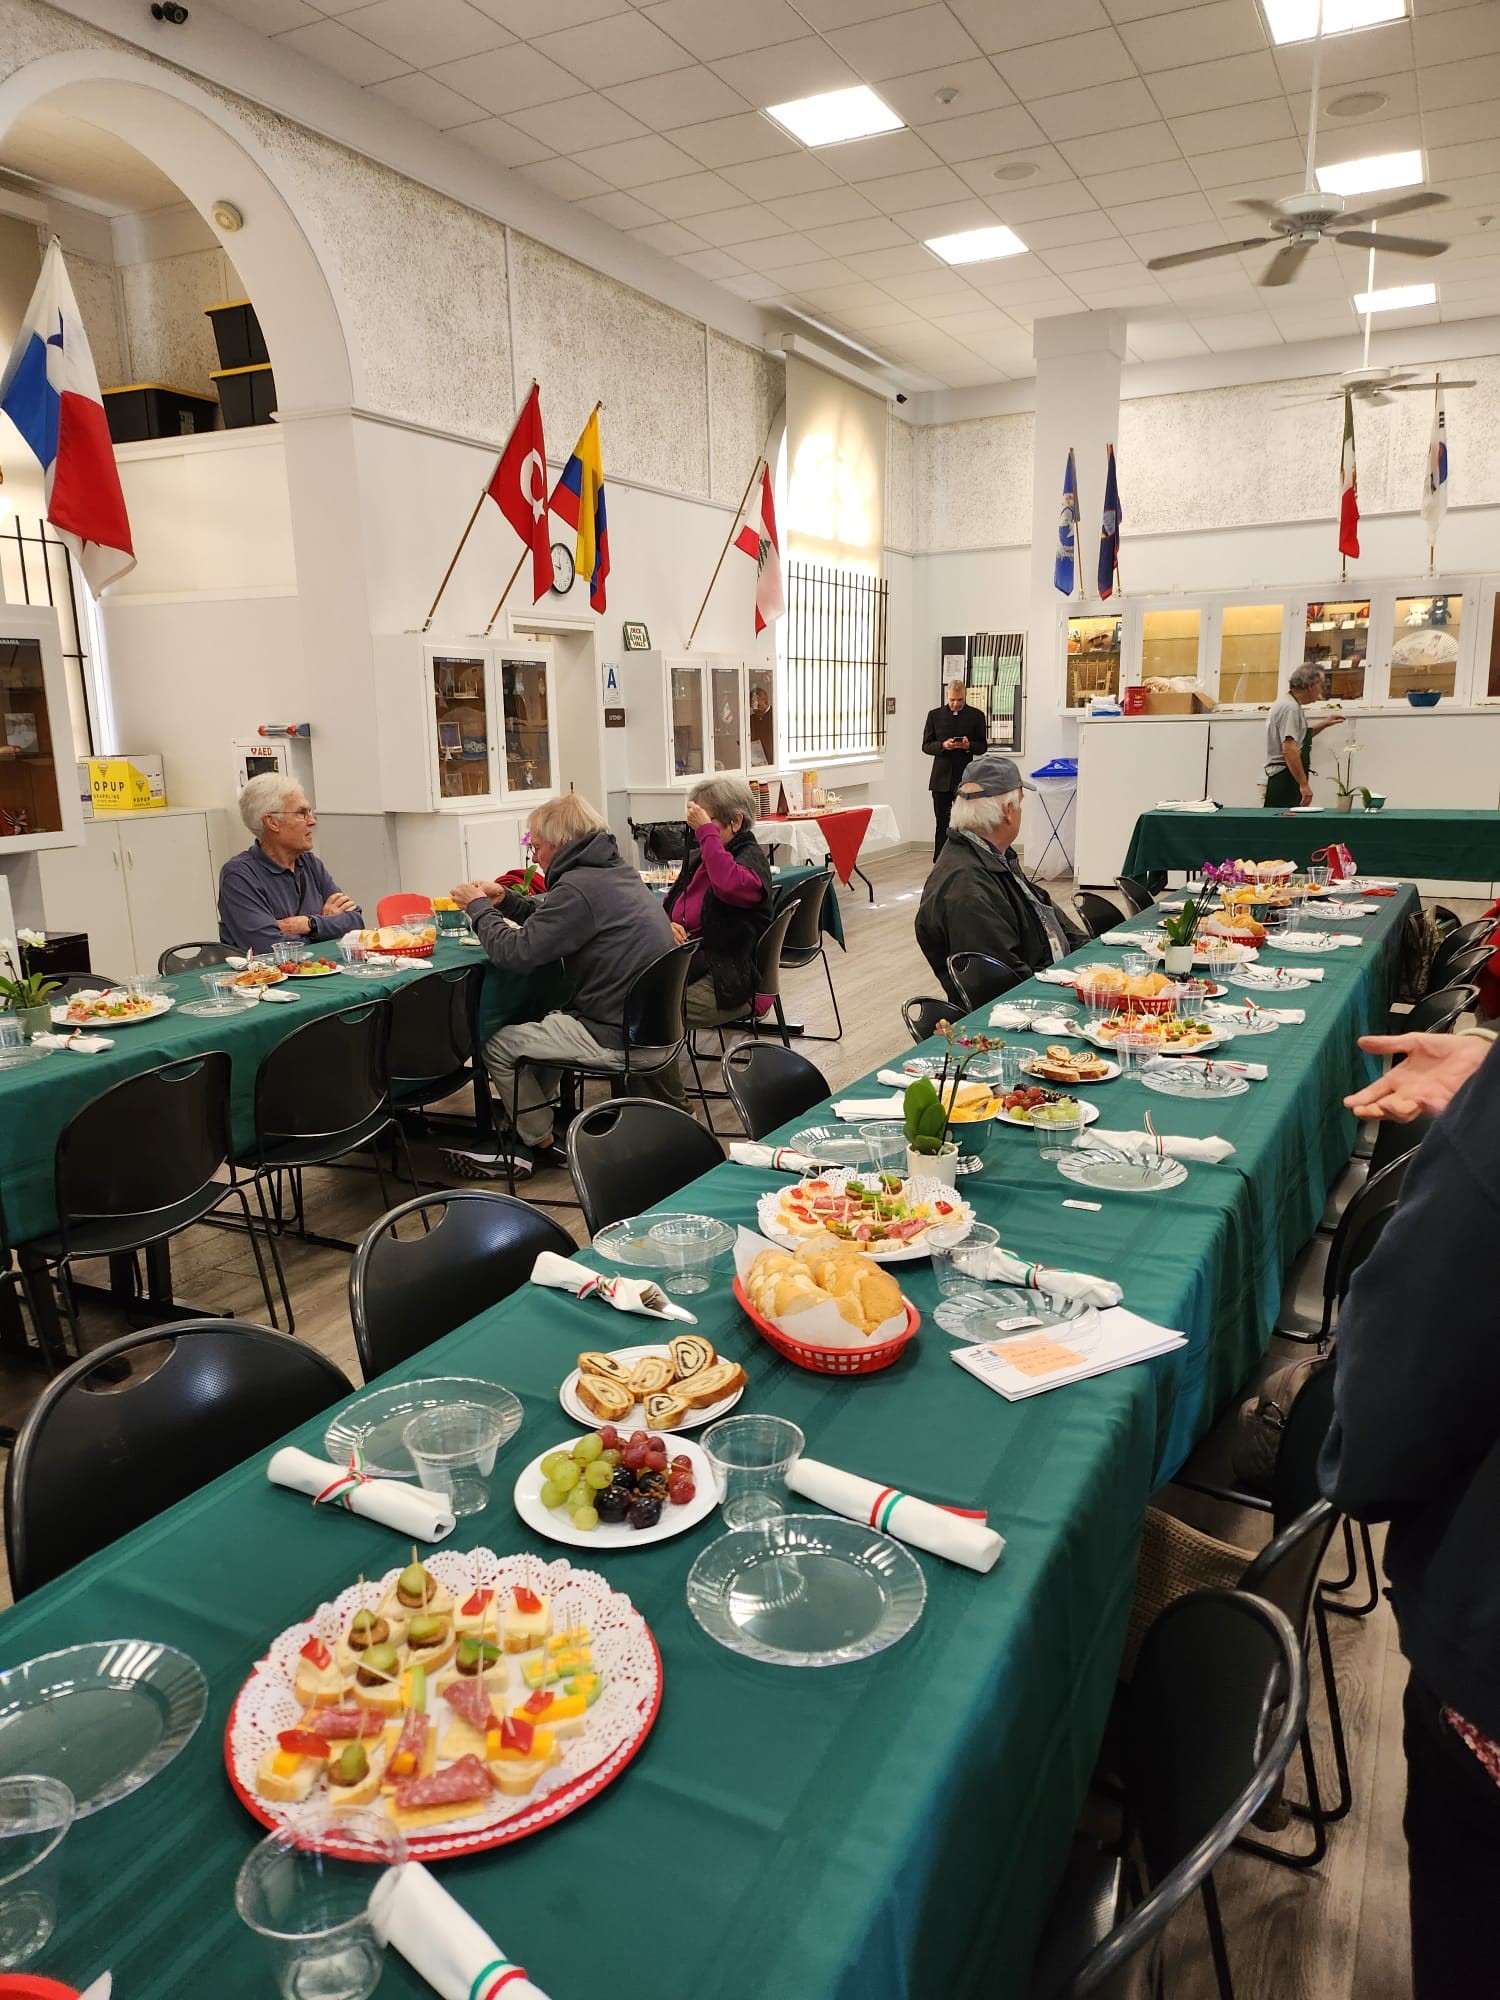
top-left (387, 964), bottom-right (481, 1089)
top-left (752, 899), bottom-right (801, 1002)
top-left (1434, 915), bottom-right (1496, 959)
top-left (50, 973), bottom-right (128, 998)
top-left (947, 951), bottom-right (1023, 1011)
top-left (1237, 1500), bottom-right (1340, 1649)
top-left (903, 997), bottom-right (953, 1043)
top-left (1267, 1357), bottom-right (1338, 1527)
top-left (1075, 890), bottom-right (1123, 939)
top-left (778, 871), bottom-right (834, 957)
top-left (1368, 1110), bottom-right (1431, 1180)
top-left (1396, 982), bottom-right (1479, 1036)
top-left (621, 941), bottom-right (697, 1053)
top-left (1116, 876), bottom-right (1155, 916)
top-left (56, 1053), bottom-right (232, 1233)
top-left (723, 1043), bottom-right (829, 1141)
top-left (158, 940), bottom-right (238, 977)
top-left (5, 1319), bottom-right (352, 1596)
top-left (1426, 941), bottom-right (1492, 993)
top-left (349, 1190), bottom-right (575, 1380)
top-left (255, 1001), bottom-right (391, 1147)
top-left (1061, 1590), bottom-right (1305, 1997)
top-left (1330, 1149), bottom-right (1414, 1311)
top-left (628, 818), bottom-right (686, 863)
top-left (566, 1100), bottom-right (724, 1237)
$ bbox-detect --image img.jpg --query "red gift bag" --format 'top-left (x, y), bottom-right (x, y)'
top-left (1311, 843), bottom-right (1356, 882)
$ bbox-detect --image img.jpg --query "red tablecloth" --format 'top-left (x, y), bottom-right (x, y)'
top-left (760, 807), bottom-right (873, 885)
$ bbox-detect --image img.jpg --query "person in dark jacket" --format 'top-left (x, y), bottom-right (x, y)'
top-left (445, 793), bottom-right (675, 1177)
top-left (1321, 1025), bottom-right (1500, 1997)
top-left (923, 680), bottom-right (989, 860)
top-left (915, 752), bottom-right (1085, 1002)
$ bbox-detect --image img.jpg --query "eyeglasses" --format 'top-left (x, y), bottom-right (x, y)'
top-left (272, 808), bottom-right (316, 821)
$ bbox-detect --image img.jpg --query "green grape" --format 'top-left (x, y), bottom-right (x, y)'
top-left (600, 1449), bottom-right (622, 1467)
top-left (573, 1434), bottom-right (604, 1464)
top-left (570, 1505), bottom-right (599, 1532)
top-left (539, 1479), bottom-right (563, 1510)
top-left (552, 1460), bottom-right (580, 1494)
top-left (540, 1453), bottom-right (567, 1479)
top-left (584, 1461), bottom-right (613, 1490)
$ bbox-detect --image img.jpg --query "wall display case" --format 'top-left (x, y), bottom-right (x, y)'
top-left (0, 605), bottom-right (84, 855)
top-left (374, 637), bottom-right (557, 815)
top-left (711, 664), bottom-right (743, 773)
top-left (1302, 599), bottom-right (1371, 700)
top-left (621, 652), bottom-right (769, 789)
top-left (1389, 593), bottom-right (1460, 700)
top-left (1065, 616), bottom-right (1120, 710)
top-left (747, 665), bottom-right (776, 768)
top-left (1216, 604), bottom-right (1284, 706)
top-left (1140, 607), bottom-right (1201, 682)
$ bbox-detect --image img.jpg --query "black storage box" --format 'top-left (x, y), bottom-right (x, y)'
top-left (212, 363), bottom-right (277, 429)
top-left (204, 297), bottom-right (269, 370)
top-left (102, 383), bottom-right (219, 443)
top-left (19, 931), bottom-right (91, 980)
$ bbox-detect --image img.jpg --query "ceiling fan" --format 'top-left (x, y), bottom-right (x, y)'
top-left (1145, 18), bottom-right (1451, 289)
top-left (1279, 362), bottom-right (1477, 407)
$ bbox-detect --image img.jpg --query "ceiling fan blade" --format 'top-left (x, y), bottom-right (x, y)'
top-left (1279, 392), bottom-right (1341, 405)
top-left (1339, 190), bottom-right (1449, 228)
top-left (1234, 197), bottom-right (1284, 219)
top-left (1334, 229), bottom-right (1447, 257)
top-left (1383, 379), bottom-right (1477, 392)
top-left (1260, 238), bottom-right (1315, 287)
top-left (1147, 235), bottom-right (1275, 271)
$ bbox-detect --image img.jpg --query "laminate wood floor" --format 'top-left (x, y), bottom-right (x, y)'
top-left (0, 851), bottom-right (1419, 2000)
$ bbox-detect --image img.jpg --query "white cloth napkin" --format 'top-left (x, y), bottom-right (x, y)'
top-left (1080, 1129), bottom-right (1235, 1163)
top-left (375, 1861), bottom-right (551, 2000)
top-left (728, 1142), bottom-right (832, 1173)
top-left (1350, 876), bottom-right (1400, 890)
top-left (1319, 901), bottom-right (1378, 917)
top-left (1210, 1060), bottom-right (1268, 1079)
top-left (831, 1094), bottom-right (906, 1120)
top-left (1101, 929), bottom-right (1161, 947)
top-left (958, 1245), bottom-right (1122, 1310)
top-left (1035, 967), bottom-right (1079, 986)
top-left (1206, 1001), bottom-right (1305, 1025)
top-left (786, 1457), bottom-right (1004, 1574)
top-left (267, 1447), bottom-right (455, 1542)
top-left (1273, 932), bottom-right (1360, 952)
top-left (529, 1250), bottom-right (698, 1323)
top-left (30, 1030), bottom-right (114, 1053)
top-left (1242, 964), bottom-right (1323, 983)
top-left (990, 1005), bottom-right (1080, 1033)
top-left (1154, 799), bottom-right (1219, 812)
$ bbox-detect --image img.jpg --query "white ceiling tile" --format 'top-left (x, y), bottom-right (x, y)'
top-left (843, 242), bottom-right (944, 276)
top-left (922, 108), bottom-right (1050, 164)
top-left (1076, 277), bottom-right (1169, 306)
top-left (1123, 319), bottom-right (1209, 358)
top-left (1128, 219), bottom-right (1232, 259)
top-left (1427, 138), bottom-right (1500, 184)
top-left (951, 0), bottom-right (1109, 52)
top-left (301, 0), bottom-right (369, 13)
top-left (467, 0), bottom-right (628, 30)
top-left (534, 13), bottom-right (692, 88)
top-left (626, 218), bottom-right (706, 253)
top-left (505, 92), bottom-right (646, 146)
top-left (720, 152), bottom-right (842, 199)
top-left (896, 197), bottom-right (1002, 236)
top-left (827, 6), bottom-right (984, 80)
top-left (1273, 20), bottom-right (1411, 94)
top-left (1082, 157), bottom-right (1198, 202)
top-left (996, 27), bottom-right (1137, 99)
top-left (1417, 51), bottom-right (1500, 112)
top-left (791, 0), bottom-right (929, 24)
top-left (628, 169), bottom-right (741, 217)
top-left (1021, 211), bottom-right (1120, 249)
top-left (674, 246), bottom-right (749, 277)
top-left (720, 270), bottom-right (787, 297)
top-left (855, 164), bottom-right (974, 213)
top-left (215, 0), bottom-right (320, 31)
top-left (1147, 51), bottom-right (1283, 117)
top-left (687, 201), bottom-right (786, 243)
top-left (1117, 0), bottom-right (1267, 72)
top-left (788, 278), bottom-right (893, 309)
top-left (1192, 137), bottom-right (1310, 189)
top-left (982, 176), bottom-right (1097, 220)
top-left (822, 129), bottom-right (945, 183)
top-left (1055, 120), bottom-right (1182, 175)
top-left (1030, 75), bottom-right (1161, 141)
top-left (432, 43), bottom-right (581, 112)
top-left (732, 232), bottom-right (830, 269)
top-left (1102, 0), bottom-right (1213, 22)
top-left (766, 185), bottom-right (883, 227)
top-left (1172, 96), bottom-right (1293, 154)
top-left (669, 111), bottom-right (796, 167)
top-left (1044, 235), bottom-right (1148, 270)
top-left (764, 254), bottom-right (862, 285)
top-left (806, 214), bottom-right (914, 252)
top-left (515, 154), bottom-right (613, 199)
top-left (572, 132), bottom-right (704, 186)
top-left (578, 188), bottom-right (662, 228)
top-left (879, 265), bottom-right (983, 300)
top-left (878, 59), bottom-right (1019, 126)
top-left (1413, 1), bottom-right (1500, 66)
top-left (456, 116), bottom-right (555, 166)
top-left (641, 0), bottom-right (809, 61)
top-left (273, 20), bottom-right (410, 83)
top-left (709, 39), bottom-right (860, 103)
top-left (603, 65), bottom-right (748, 128)
top-left (364, 69), bottom-right (488, 126)
top-left (340, 0), bottom-right (509, 64)
top-left (825, 298), bottom-right (938, 329)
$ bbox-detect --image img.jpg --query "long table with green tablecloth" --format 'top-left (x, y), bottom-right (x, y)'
top-left (1123, 804), bottom-right (1500, 886)
top-left (0, 889), bottom-right (1415, 2000)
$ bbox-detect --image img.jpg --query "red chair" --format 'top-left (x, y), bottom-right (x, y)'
top-left (376, 892), bottom-right (434, 927)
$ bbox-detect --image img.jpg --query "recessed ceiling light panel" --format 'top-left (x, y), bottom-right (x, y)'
top-left (1261, 0), bottom-right (1405, 45)
top-left (925, 224), bottom-right (1028, 265)
top-left (764, 84), bottom-right (904, 148)
top-left (1353, 282), bottom-right (1436, 313)
top-left (1317, 149), bottom-right (1423, 196)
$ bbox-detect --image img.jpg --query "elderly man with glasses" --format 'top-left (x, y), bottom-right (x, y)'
top-left (218, 773), bottom-right (363, 954)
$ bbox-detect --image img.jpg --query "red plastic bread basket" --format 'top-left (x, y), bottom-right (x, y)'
top-left (733, 1277), bottom-right (918, 1376)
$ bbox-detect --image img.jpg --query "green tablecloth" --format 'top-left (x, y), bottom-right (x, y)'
top-left (1123, 806), bottom-right (1500, 885)
top-left (0, 893), bottom-right (1414, 2000)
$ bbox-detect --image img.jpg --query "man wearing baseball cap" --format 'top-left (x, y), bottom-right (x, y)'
top-left (915, 751), bottom-right (1085, 1001)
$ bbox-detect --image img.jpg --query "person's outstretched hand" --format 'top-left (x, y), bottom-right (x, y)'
top-left (1344, 1031), bottom-right (1491, 1122)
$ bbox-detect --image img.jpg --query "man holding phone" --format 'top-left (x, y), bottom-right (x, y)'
top-left (922, 679), bottom-right (989, 860)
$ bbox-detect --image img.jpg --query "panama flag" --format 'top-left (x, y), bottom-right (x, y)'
top-left (1420, 383), bottom-right (1448, 545)
top-left (1338, 391), bottom-right (1360, 562)
top-left (0, 239), bottom-right (133, 594)
top-left (550, 406), bottom-right (609, 613)
top-left (1097, 443), bottom-right (1122, 601)
top-left (487, 382), bottom-right (550, 602)
top-left (1054, 448), bottom-right (1080, 597)
top-left (733, 459), bottom-right (784, 635)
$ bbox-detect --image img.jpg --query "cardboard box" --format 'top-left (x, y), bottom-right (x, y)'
top-left (1140, 689), bottom-right (1216, 716)
top-left (79, 754), bottom-right (166, 812)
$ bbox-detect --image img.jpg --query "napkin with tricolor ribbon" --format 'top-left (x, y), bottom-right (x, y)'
top-left (375, 1861), bottom-right (551, 2000)
top-left (785, 1457), bottom-right (1004, 1573)
top-left (1035, 966), bottom-right (1081, 985)
top-left (31, 1030), bottom-right (114, 1053)
top-left (1205, 1002), bottom-right (1305, 1026)
top-left (1078, 1129), bottom-right (1235, 1164)
top-left (728, 1142), bottom-right (833, 1173)
top-left (990, 1005), bottom-right (1081, 1034)
top-left (1101, 929), bottom-right (1163, 947)
top-left (830, 1094), bottom-right (905, 1121)
top-left (267, 1447), bottom-right (455, 1541)
top-left (529, 1250), bottom-right (698, 1323)
top-left (956, 1245), bottom-right (1122, 1309)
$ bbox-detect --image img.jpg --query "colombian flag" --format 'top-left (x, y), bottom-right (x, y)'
top-left (550, 407), bottom-right (609, 612)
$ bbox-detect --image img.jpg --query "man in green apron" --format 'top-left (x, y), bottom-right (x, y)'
top-left (1264, 662), bottom-right (1340, 807)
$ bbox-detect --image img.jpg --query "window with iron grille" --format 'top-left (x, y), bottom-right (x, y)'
top-left (781, 559), bottom-right (888, 760)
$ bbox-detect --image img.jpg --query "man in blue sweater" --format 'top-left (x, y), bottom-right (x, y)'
top-left (218, 774), bottom-right (364, 955)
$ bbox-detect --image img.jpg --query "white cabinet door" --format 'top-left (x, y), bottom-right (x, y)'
top-left (36, 821), bottom-right (136, 977)
top-left (118, 813), bottom-right (218, 976)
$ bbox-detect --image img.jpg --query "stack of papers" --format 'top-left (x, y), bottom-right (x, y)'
top-left (951, 1308), bottom-right (1186, 1401)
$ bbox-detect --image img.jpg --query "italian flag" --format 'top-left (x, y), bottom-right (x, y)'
top-left (1338, 390), bottom-right (1360, 561)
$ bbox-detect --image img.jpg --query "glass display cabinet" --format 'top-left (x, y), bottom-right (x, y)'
top-left (1141, 607), bottom-right (1201, 681)
top-left (375, 637), bottom-right (557, 814)
top-left (669, 664), bottom-right (705, 779)
top-left (1302, 600), bottom-right (1370, 700)
top-left (1389, 593), bottom-right (1460, 700)
top-left (622, 654), bottom-right (771, 788)
top-left (501, 655), bottom-right (551, 794)
top-left (747, 664), bottom-right (776, 767)
top-left (711, 663), bottom-right (743, 772)
top-left (1217, 604), bottom-right (1284, 705)
top-left (1065, 616), bottom-right (1121, 709)
top-left (0, 605), bottom-right (82, 853)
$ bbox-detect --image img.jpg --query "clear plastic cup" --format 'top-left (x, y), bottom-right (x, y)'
top-left (700, 1414), bottom-right (805, 1527)
top-left (341, 935), bottom-right (368, 965)
top-left (1122, 950), bottom-right (1153, 979)
top-left (1114, 1028), bottom-right (1159, 1077)
top-left (858, 1123), bottom-right (907, 1177)
top-left (647, 1214), bottom-right (721, 1294)
top-left (1032, 1100), bottom-right (1084, 1161)
top-left (271, 939), bottom-right (302, 967)
top-left (204, 969), bottom-right (241, 1008)
top-left (0, 1017), bottom-right (23, 1057)
top-left (402, 1401), bottom-right (509, 1516)
top-left (235, 1810), bottom-right (406, 2000)
top-left (123, 973), bottom-right (163, 1001)
top-left (0, 1775), bottom-right (73, 1969)
top-left (931, 1221), bottom-right (1001, 1306)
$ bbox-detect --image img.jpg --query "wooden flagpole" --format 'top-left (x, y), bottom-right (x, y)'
top-left (685, 456), bottom-right (763, 652)
top-left (481, 397), bottom-right (603, 635)
top-left (420, 487), bottom-right (490, 632)
top-left (1428, 373), bottom-right (1440, 577)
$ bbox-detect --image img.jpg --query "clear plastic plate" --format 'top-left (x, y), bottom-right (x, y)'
top-left (1229, 966), bottom-right (1313, 992)
top-left (1056, 1150), bottom-right (1190, 1192)
top-left (325, 1376), bottom-right (523, 1480)
top-left (785, 1124), bottom-right (873, 1168)
top-left (591, 1214), bottom-right (735, 1267)
top-left (0, 1640), bottom-right (206, 1816)
top-left (1139, 1059), bottom-right (1250, 1100)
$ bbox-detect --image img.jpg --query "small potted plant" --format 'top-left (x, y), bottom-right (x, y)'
top-left (1159, 899), bottom-right (1199, 977)
top-left (902, 1028), bottom-right (1000, 1186)
top-left (1331, 740), bottom-right (1370, 813)
top-left (0, 937), bottom-right (60, 1040)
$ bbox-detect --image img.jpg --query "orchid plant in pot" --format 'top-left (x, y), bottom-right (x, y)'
top-left (1159, 899), bottom-right (1200, 977)
top-left (1332, 740), bottom-right (1371, 813)
top-left (0, 937), bottom-right (59, 1040)
top-left (902, 1027), bottom-right (1001, 1186)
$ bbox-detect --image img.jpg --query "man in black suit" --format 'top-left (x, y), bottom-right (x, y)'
top-left (922, 680), bottom-right (989, 860)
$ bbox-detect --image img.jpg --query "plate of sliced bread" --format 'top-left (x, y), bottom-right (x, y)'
top-left (560, 1336), bottom-right (747, 1435)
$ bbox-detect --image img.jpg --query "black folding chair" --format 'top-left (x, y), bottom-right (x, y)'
top-left (1384, 980), bottom-right (1479, 1037)
top-left (1115, 876), bottom-right (1156, 916)
top-left (48, 973), bottom-right (129, 998)
top-left (723, 1043), bottom-right (828, 1141)
top-left (5, 1318), bottom-right (351, 1597)
top-left (349, 1189), bottom-right (574, 1380)
top-left (627, 819), bottom-right (686, 864)
top-left (566, 1100), bottom-right (724, 1238)
top-left (1074, 891), bottom-right (1123, 938)
top-left (903, 997), bottom-right (954, 1043)
top-left (157, 941), bottom-right (238, 977)
top-left (387, 963), bottom-right (490, 1141)
top-left (1277, 1148), bottom-right (1415, 1344)
top-left (775, 870), bottom-right (843, 1042)
top-left (1423, 939), bottom-right (1492, 997)
top-left (947, 951), bottom-right (1024, 1012)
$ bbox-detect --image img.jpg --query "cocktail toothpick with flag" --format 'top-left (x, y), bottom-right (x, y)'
top-left (1098, 443), bottom-right (1122, 601)
top-left (1420, 378), bottom-right (1447, 575)
top-left (1338, 390), bottom-right (1360, 579)
top-left (1054, 448), bottom-right (1081, 598)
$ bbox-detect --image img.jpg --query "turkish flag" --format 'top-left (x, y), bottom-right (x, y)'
top-left (487, 383), bottom-right (550, 602)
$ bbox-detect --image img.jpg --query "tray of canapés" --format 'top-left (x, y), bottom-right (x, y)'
top-left (758, 1168), bottom-right (975, 1262)
top-left (559, 1333), bottom-right (745, 1434)
top-left (1084, 1013), bottom-right (1220, 1054)
top-left (53, 987), bottom-right (174, 1027)
top-left (227, 1551), bottom-right (660, 1857)
top-left (1020, 1044), bottom-right (1119, 1084)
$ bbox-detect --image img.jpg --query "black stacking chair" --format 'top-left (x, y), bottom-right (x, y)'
top-left (157, 941), bottom-right (238, 978)
top-left (903, 997), bottom-right (954, 1043)
top-left (1115, 876), bottom-right (1156, 916)
top-left (775, 870), bottom-right (843, 1041)
top-left (1277, 1148), bottom-right (1415, 1344)
top-left (1320, 1110), bottom-right (1430, 1235)
top-left (387, 963), bottom-right (486, 1127)
top-left (1431, 915), bottom-right (1495, 961)
top-left (1423, 939), bottom-right (1492, 997)
top-left (723, 1043), bottom-right (828, 1141)
top-left (5, 1318), bottom-right (351, 1596)
top-left (947, 951), bottom-right (1024, 1012)
top-left (1385, 980), bottom-right (1479, 1037)
top-left (1074, 891), bottom-right (1123, 938)
top-left (566, 1100), bottom-right (724, 1238)
top-left (49, 973), bottom-right (129, 998)
top-left (701, 897), bottom-right (800, 1064)
top-left (627, 818), bottom-right (686, 864)
top-left (1028, 1591), bottom-right (1305, 2000)
top-left (349, 1189), bottom-right (574, 1380)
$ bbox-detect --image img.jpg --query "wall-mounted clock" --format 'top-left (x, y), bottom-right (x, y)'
top-left (549, 543), bottom-right (576, 596)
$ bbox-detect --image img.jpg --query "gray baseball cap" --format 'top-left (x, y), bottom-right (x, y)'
top-left (956, 752), bottom-right (1034, 798)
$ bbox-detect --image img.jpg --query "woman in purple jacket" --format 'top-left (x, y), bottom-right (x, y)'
top-left (664, 776), bottom-right (774, 1034)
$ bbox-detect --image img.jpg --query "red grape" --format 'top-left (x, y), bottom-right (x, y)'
top-left (668, 1475), bottom-right (696, 1505)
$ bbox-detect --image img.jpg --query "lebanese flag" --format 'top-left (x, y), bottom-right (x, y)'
top-left (486, 382), bottom-right (550, 603)
top-left (733, 459), bottom-right (784, 635)
top-left (1338, 390), bottom-right (1360, 562)
top-left (0, 238), bottom-right (133, 595)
